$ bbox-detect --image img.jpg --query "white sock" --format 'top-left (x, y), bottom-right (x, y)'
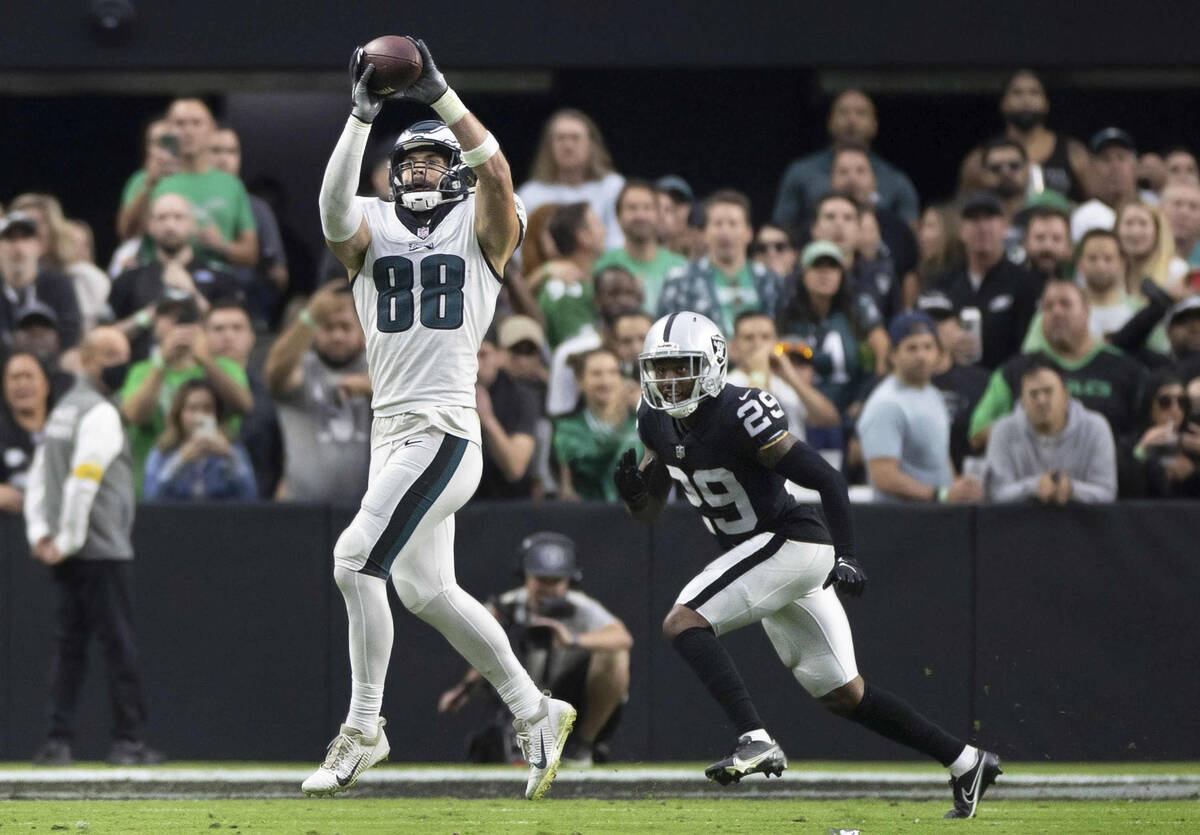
top-left (949, 744), bottom-right (979, 778)
top-left (411, 585), bottom-right (544, 721)
top-left (744, 728), bottom-right (773, 744)
top-left (334, 567), bottom-right (393, 735)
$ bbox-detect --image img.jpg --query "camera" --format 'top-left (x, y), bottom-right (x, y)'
top-left (536, 596), bottom-right (576, 619)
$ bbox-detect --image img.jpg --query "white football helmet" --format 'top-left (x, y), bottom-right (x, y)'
top-left (390, 119), bottom-right (475, 212)
top-left (639, 312), bottom-right (728, 418)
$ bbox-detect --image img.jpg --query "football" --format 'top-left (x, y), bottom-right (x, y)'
top-left (358, 35), bottom-right (423, 96)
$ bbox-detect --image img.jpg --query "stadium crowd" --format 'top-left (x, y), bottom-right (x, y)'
top-left (3, 69), bottom-right (1200, 511)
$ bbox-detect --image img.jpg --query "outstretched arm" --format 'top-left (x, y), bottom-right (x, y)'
top-left (399, 39), bottom-right (522, 274)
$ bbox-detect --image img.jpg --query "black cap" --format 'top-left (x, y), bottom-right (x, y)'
top-left (916, 290), bottom-right (957, 320)
top-left (519, 532), bottom-right (582, 581)
top-left (15, 301), bottom-right (59, 330)
top-left (1089, 127), bottom-right (1136, 155)
top-left (654, 174), bottom-right (694, 203)
top-left (960, 191), bottom-right (1005, 219)
top-left (0, 211), bottom-right (38, 238)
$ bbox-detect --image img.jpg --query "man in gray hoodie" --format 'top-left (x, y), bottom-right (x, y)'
top-left (985, 356), bottom-right (1117, 503)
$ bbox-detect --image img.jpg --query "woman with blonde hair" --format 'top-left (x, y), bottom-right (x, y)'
top-left (517, 109), bottom-right (625, 251)
top-left (902, 203), bottom-right (965, 310)
top-left (1114, 199), bottom-right (1188, 295)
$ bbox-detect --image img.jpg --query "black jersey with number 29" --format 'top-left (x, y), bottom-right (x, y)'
top-left (637, 383), bottom-right (832, 552)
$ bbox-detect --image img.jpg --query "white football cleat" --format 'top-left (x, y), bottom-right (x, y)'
top-left (513, 696), bottom-right (577, 800)
top-left (301, 718), bottom-right (389, 796)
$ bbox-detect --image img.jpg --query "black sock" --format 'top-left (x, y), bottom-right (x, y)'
top-left (847, 683), bottom-right (965, 766)
top-left (671, 626), bottom-right (763, 736)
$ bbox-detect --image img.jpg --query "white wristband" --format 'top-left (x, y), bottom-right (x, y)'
top-left (462, 133), bottom-right (500, 168)
top-left (431, 88), bottom-right (468, 125)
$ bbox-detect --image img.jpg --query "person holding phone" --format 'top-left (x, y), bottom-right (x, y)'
top-left (1124, 369), bottom-right (1200, 498)
top-left (143, 378), bottom-right (256, 500)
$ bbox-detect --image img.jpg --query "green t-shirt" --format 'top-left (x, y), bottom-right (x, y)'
top-left (124, 168), bottom-right (256, 267)
top-left (537, 278), bottom-right (595, 349)
top-left (1022, 300), bottom-right (1171, 356)
top-left (120, 357), bottom-right (249, 497)
top-left (593, 246), bottom-right (687, 314)
top-left (552, 409), bottom-right (642, 502)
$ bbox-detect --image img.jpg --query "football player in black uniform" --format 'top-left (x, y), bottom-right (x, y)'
top-left (614, 311), bottom-right (1001, 819)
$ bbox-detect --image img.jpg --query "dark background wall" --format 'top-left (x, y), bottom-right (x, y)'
top-left (3, 501), bottom-right (1197, 763)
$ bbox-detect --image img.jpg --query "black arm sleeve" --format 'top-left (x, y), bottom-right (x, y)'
top-left (1107, 297), bottom-right (1167, 352)
top-left (773, 441), bottom-right (856, 559)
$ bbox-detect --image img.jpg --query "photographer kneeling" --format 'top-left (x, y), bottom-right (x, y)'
top-left (437, 532), bottom-right (632, 765)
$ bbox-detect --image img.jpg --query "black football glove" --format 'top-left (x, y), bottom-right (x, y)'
top-left (823, 556), bottom-right (867, 598)
top-left (347, 54), bottom-right (383, 123)
top-left (396, 37), bottom-right (449, 105)
top-left (613, 448), bottom-right (649, 508)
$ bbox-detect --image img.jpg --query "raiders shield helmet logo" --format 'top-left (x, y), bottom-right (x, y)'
top-left (675, 444), bottom-right (686, 459)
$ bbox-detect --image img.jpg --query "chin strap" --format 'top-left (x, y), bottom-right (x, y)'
top-left (400, 191), bottom-right (444, 212)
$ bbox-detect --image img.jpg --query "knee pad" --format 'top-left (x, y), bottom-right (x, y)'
top-left (390, 572), bottom-right (453, 614)
top-left (333, 516), bottom-right (378, 572)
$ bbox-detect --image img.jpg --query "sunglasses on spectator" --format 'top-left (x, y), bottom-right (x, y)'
top-left (508, 341), bottom-right (542, 356)
top-left (753, 241), bottom-right (792, 254)
top-left (986, 161), bottom-right (1024, 173)
top-left (1156, 394), bottom-right (1189, 410)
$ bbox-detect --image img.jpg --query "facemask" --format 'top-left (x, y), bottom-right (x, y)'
top-left (99, 361), bottom-right (131, 393)
top-left (1004, 109), bottom-right (1047, 131)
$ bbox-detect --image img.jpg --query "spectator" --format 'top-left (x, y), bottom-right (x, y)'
top-left (1021, 203), bottom-right (1074, 285)
top-left (830, 148), bottom-right (918, 298)
top-left (654, 175), bottom-right (696, 257)
top-left (437, 532), bottom-right (632, 766)
top-left (857, 312), bottom-right (982, 503)
top-left (751, 224), bottom-right (799, 282)
top-left (518, 109), bottom-right (625, 250)
top-left (143, 379), bottom-right (257, 500)
top-left (11, 304), bottom-right (74, 401)
top-left (204, 300), bottom-right (281, 499)
top-left (985, 358), bottom-right (1117, 504)
top-left (773, 89), bottom-right (920, 229)
top-left (592, 180), bottom-right (686, 314)
top-left (1167, 298), bottom-right (1200, 379)
top-left (726, 310), bottom-right (839, 440)
top-left (959, 70), bottom-right (1090, 201)
top-left (1124, 369), bottom-right (1200, 498)
top-left (208, 124), bottom-right (289, 323)
top-left (852, 205), bottom-right (905, 324)
top-left (546, 265), bottom-right (643, 417)
top-left (1115, 200), bottom-right (1188, 294)
top-left (109, 193), bottom-right (240, 361)
top-left (0, 213), bottom-right (83, 349)
top-left (1071, 128), bottom-right (1138, 241)
top-left (474, 331), bottom-right (539, 501)
top-left (59, 218), bottom-right (112, 334)
top-left (1138, 151), bottom-right (1168, 195)
top-left (9, 194), bottom-right (109, 333)
top-left (931, 192), bottom-right (1041, 369)
top-left (116, 116), bottom-right (179, 241)
top-left (552, 348), bottom-right (640, 502)
top-left (265, 282), bottom-right (369, 503)
top-left (1164, 147), bottom-right (1200, 187)
top-left (1161, 181), bottom-right (1200, 267)
top-left (25, 327), bottom-right (163, 766)
top-left (518, 203), bottom-right (562, 287)
top-left (969, 280), bottom-right (1147, 449)
top-left (658, 190), bottom-right (782, 336)
top-left (776, 240), bottom-right (887, 433)
top-left (537, 203), bottom-right (607, 348)
top-left (498, 314), bottom-right (550, 400)
top-left (120, 298), bottom-right (252, 496)
top-left (916, 291), bottom-right (992, 472)
top-left (121, 98), bottom-right (258, 270)
top-left (0, 352), bottom-right (52, 513)
top-left (905, 203), bottom-right (965, 309)
top-left (978, 138), bottom-right (1033, 263)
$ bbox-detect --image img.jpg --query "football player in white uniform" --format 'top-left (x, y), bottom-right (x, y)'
top-left (303, 38), bottom-right (575, 800)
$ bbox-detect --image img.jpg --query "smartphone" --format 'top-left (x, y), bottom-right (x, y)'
top-left (193, 414), bottom-right (218, 438)
top-left (157, 133), bottom-right (181, 155)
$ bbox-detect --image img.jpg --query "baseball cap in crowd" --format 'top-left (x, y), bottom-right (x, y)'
top-left (1167, 295), bottom-right (1200, 329)
top-left (497, 315), bottom-right (546, 353)
top-left (800, 239), bottom-right (846, 270)
top-left (1089, 127), bottom-right (1136, 155)
top-left (654, 175), bottom-right (694, 203)
top-left (15, 301), bottom-right (59, 330)
top-left (519, 532), bottom-right (582, 581)
top-left (0, 212), bottom-right (38, 238)
top-left (887, 311), bottom-right (938, 347)
top-left (1014, 189), bottom-right (1073, 226)
top-left (959, 191), bottom-right (1005, 219)
top-left (915, 290), bottom-right (957, 321)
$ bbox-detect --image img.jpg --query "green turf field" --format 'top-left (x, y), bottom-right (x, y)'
top-left (2, 798), bottom-right (1198, 834)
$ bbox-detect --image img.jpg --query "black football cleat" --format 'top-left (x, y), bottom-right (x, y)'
top-left (704, 734), bottom-right (788, 785)
top-left (944, 750), bottom-right (1002, 818)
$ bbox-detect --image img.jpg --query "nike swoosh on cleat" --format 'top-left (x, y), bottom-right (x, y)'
top-left (335, 754), bottom-right (368, 787)
top-left (529, 730), bottom-right (548, 769)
